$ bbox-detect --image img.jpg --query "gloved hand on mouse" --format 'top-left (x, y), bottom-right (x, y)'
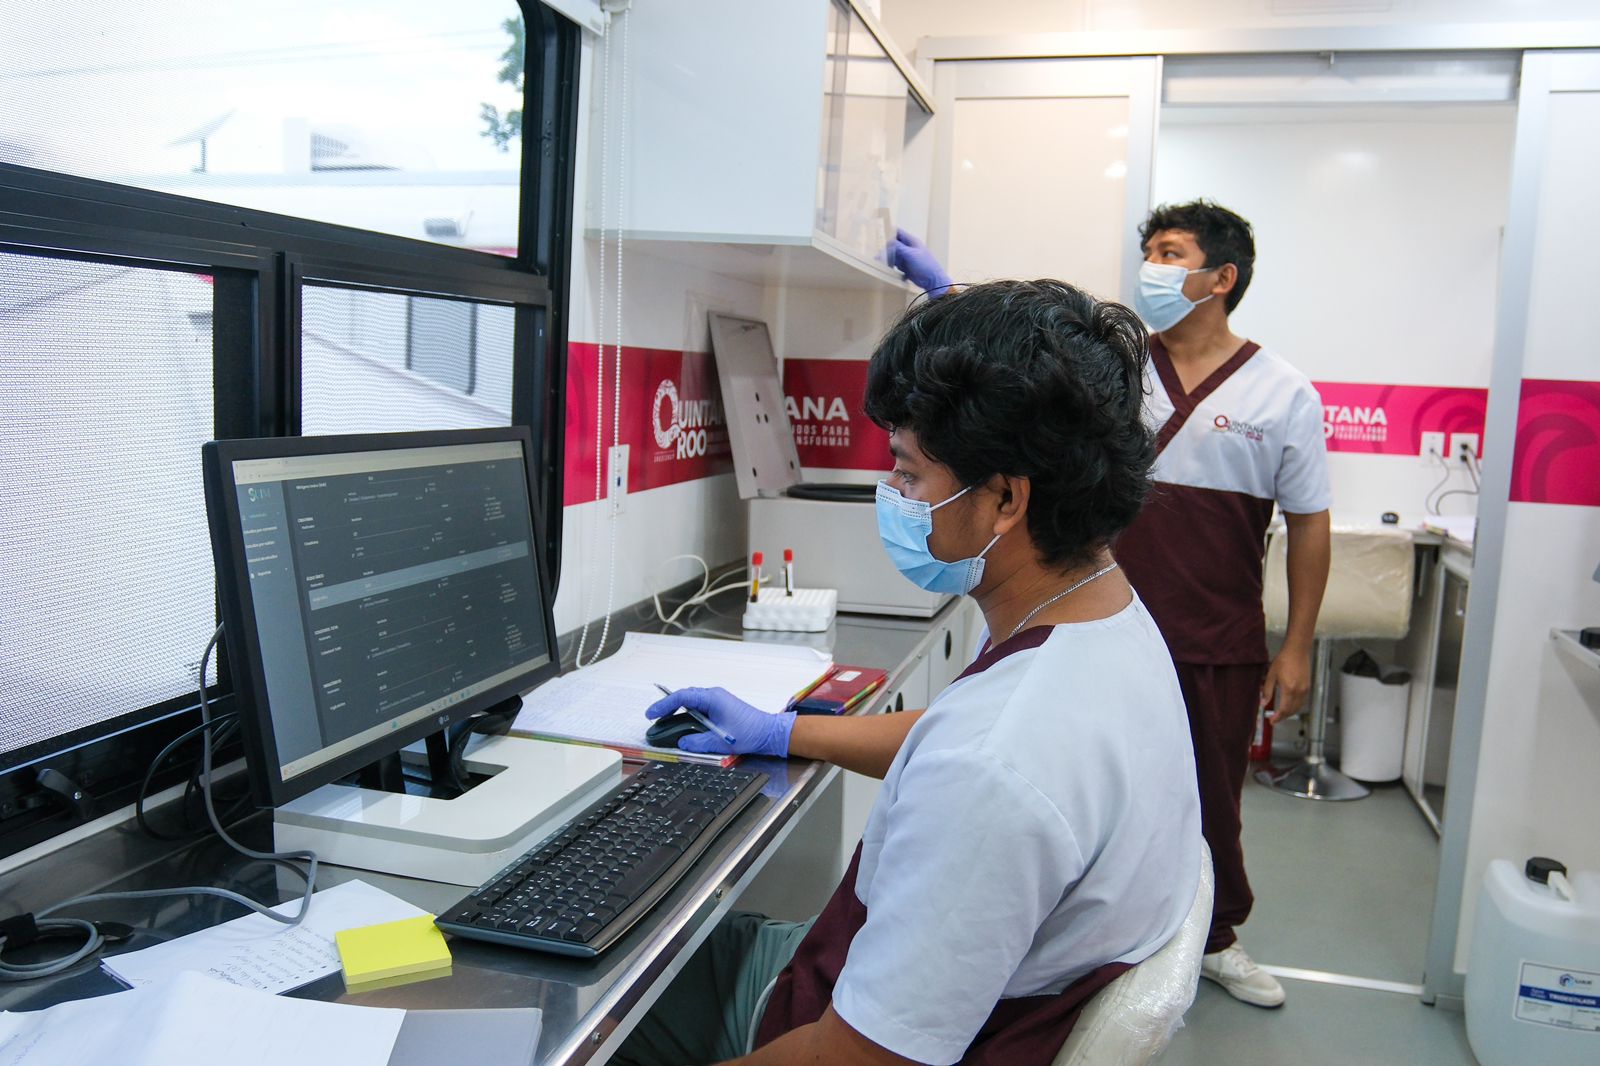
top-left (885, 228), bottom-right (953, 297)
top-left (644, 687), bottom-right (796, 757)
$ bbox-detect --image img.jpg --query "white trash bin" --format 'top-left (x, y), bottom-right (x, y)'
top-left (1338, 669), bottom-right (1410, 782)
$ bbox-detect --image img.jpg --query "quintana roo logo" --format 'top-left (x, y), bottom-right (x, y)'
top-left (1212, 412), bottom-right (1266, 443)
top-left (652, 378), bottom-right (681, 449)
top-left (652, 377), bottom-right (719, 458)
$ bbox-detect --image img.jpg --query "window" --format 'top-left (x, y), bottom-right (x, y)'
top-left (0, 252), bottom-right (219, 751)
top-left (0, 0), bottom-right (526, 251)
top-left (300, 286), bottom-right (516, 434)
top-left (0, 1), bottom-right (577, 857)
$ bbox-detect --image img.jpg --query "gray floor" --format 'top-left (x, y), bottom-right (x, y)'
top-left (1162, 775), bottom-right (1479, 1065)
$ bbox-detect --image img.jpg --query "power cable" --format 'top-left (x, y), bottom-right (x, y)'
top-left (0, 626), bottom-right (318, 982)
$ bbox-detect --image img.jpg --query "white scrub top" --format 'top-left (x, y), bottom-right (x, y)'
top-left (1116, 338), bottom-right (1332, 664)
top-left (831, 594), bottom-right (1203, 1066)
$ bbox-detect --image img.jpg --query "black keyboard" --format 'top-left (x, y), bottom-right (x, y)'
top-left (435, 762), bottom-right (768, 957)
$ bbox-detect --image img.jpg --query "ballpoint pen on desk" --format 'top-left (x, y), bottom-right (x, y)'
top-left (783, 548), bottom-right (794, 597)
top-left (653, 682), bottom-right (737, 745)
top-left (749, 552), bottom-right (763, 603)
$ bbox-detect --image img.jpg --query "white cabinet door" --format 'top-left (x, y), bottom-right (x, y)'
top-left (840, 649), bottom-right (930, 871)
top-left (885, 650), bottom-right (931, 714)
top-left (929, 57), bottom-right (1160, 304)
top-left (927, 598), bottom-right (981, 699)
top-left (600, 0), bottom-right (930, 288)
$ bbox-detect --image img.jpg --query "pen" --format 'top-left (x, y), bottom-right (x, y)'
top-left (653, 682), bottom-right (737, 745)
top-left (749, 551), bottom-right (763, 604)
top-left (783, 548), bottom-right (794, 597)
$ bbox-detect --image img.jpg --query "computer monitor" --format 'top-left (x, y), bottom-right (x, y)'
top-left (203, 429), bottom-right (618, 884)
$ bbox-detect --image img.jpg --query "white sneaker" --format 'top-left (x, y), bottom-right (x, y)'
top-left (1201, 944), bottom-right (1286, 1008)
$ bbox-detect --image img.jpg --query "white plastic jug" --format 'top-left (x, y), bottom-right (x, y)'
top-left (1465, 857), bottom-right (1600, 1066)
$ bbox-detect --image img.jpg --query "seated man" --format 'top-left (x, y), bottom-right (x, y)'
top-left (618, 279), bottom-right (1203, 1066)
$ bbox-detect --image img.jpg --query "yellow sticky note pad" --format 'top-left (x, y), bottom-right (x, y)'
top-left (336, 914), bottom-right (453, 990)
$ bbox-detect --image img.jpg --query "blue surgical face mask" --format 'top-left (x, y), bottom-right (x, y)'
top-left (875, 481), bottom-right (1002, 595)
top-left (1134, 260), bottom-right (1220, 333)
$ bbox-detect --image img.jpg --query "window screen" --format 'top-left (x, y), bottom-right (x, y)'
top-left (0, 252), bottom-right (218, 757)
top-left (301, 284), bottom-right (514, 434)
top-left (0, 0), bottom-right (525, 250)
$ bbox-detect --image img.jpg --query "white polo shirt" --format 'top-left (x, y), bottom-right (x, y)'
top-left (828, 594), bottom-right (1202, 1065)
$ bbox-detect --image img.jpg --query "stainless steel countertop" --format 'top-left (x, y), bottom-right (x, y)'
top-left (0, 600), bottom-right (959, 1065)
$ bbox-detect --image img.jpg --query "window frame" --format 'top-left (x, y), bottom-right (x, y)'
top-left (0, 0), bottom-right (579, 858)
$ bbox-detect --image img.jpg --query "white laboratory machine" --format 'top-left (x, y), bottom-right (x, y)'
top-left (708, 312), bottom-right (948, 618)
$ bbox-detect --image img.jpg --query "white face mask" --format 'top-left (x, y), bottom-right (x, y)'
top-left (1134, 261), bottom-right (1220, 332)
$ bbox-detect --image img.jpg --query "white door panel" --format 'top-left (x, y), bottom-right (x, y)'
top-left (930, 57), bottom-right (1160, 303)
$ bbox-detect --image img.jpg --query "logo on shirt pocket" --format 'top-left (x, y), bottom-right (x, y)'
top-left (1212, 414), bottom-right (1265, 443)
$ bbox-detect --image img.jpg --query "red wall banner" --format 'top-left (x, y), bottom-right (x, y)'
top-left (1510, 378), bottom-right (1600, 508)
top-left (1311, 381), bottom-right (1488, 455)
top-left (563, 352), bottom-right (1593, 508)
top-left (780, 359), bottom-right (890, 471)
top-left (563, 342), bottom-right (731, 506)
top-left (775, 364), bottom-right (1494, 466)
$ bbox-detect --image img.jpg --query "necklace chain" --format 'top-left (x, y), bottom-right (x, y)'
top-left (1008, 563), bottom-right (1120, 639)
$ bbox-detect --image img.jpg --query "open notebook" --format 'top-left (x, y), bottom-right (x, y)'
top-left (510, 633), bottom-right (832, 766)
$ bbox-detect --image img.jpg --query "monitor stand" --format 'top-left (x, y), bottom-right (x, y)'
top-left (272, 736), bottom-right (621, 887)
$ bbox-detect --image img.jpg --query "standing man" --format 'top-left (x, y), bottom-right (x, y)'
top-left (1113, 200), bottom-right (1332, 1008)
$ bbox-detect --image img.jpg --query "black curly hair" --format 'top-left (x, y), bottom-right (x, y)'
top-left (1139, 199), bottom-right (1256, 313)
top-left (863, 279), bottom-right (1155, 571)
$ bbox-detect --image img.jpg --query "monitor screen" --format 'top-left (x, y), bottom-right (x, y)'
top-left (203, 429), bottom-right (558, 806)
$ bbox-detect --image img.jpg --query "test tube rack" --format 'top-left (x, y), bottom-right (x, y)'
top-left (741, 587), bottom-right (838, 633)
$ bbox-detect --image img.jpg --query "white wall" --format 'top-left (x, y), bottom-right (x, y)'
top-left (763, 284), bottom-right (906, 368)
top-left (553, 31), bottom-right (764, 637)
top-left (761, 283), bottom-right (911, 484)
top-left (1154, 104), bottom-right (1513, 519)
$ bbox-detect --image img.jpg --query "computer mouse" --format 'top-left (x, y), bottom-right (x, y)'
top-left (646, 712), bottom-right (707, 748)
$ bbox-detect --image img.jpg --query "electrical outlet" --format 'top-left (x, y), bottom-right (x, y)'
top-left (1450, 433), bottom-right (1480, 462)
top-left (1419, 431), bottom-right (1446, 467)
top-left (607, 444), bottom-right (629, 515)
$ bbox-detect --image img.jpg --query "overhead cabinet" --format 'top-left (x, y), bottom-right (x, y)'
top-left (593, 0), bottom-right (932, 288)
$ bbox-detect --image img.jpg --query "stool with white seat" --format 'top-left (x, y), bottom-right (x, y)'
top-left (1257, 526), bottom-right (1414, 801)
top-left (1052, 841), bottom-right (1215, 1066)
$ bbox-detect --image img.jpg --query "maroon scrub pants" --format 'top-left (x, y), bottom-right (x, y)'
top-left (1174, 660), bottom-right (1267, 955)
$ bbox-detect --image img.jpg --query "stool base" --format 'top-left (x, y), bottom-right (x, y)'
top-left (1256, 758), bottom-right (1371, 801)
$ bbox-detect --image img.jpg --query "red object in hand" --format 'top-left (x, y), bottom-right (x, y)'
top-left (1248, 707), bottom-right (1274, 763)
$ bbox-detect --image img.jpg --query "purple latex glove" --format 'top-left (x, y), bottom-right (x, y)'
top-left (644, 686), bottom-right (797, 757)
top-left (885, 228), bottom-right (953, 296)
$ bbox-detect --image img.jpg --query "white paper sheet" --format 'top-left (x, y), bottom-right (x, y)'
top-left (102, 879), bottom-right (430, 994)
top-left (0, 970), bottom-right (404, 1066)
top-left (511, 633), bottom-right (830, 757)
top-left (1419, 514), bottom-right (1476, 544)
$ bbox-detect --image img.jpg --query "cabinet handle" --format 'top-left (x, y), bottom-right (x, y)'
top-left (894, 693), bottom-right (904, 713)
top-left (944, 631), bottom-right (953, 659)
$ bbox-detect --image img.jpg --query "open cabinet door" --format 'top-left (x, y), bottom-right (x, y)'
top-left (1425, 48), bottom-right (1600, 1007)
top-left (928, 57), bottom-right (1160, 304)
